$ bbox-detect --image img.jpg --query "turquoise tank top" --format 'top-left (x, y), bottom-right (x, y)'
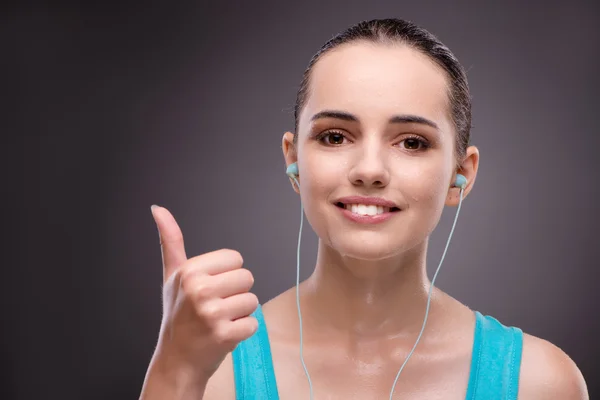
top-left (232, 304), bottom-right (523, 399)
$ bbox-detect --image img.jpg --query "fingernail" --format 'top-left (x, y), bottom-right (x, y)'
top-left (151, 204), bottom-right (159, 213)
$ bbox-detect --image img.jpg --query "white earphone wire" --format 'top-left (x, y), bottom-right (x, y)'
top-left (291, 174), bottom-right (465, 400)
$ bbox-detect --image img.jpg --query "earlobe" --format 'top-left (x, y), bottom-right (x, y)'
top-left (445, 179), bottom-right (468, 207)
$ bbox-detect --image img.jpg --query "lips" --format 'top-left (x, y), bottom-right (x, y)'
top-left (334, 196), bottom-right (400, 210)
top-left (332, 196), bottom-right (401, 225)
top-left (335, 203), bottom-right (400, 212)
top-left (335, 204), bottom-right (397, 224)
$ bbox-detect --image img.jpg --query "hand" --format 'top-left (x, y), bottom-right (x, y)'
top-left (151, 205), bottom-right (259, 381)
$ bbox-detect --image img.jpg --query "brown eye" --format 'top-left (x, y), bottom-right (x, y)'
top-left (403, 138), bottom-right (421, 150)
top-left (327, 132), bottom-right (345, 145)
top-left (316, 131), bottom-right (347, 145)
top-left (400, 137), bottom-right (429, 151)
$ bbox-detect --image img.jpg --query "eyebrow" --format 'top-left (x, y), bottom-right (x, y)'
top-left (310, 110), bottom-right (439, 130)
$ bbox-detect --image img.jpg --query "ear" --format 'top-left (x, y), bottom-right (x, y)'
top-left (282, 131), bottom-right (300, 194)
top-left (446, 145), bottom-right (479, 206)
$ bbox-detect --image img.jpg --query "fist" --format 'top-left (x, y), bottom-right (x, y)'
top-left (151, 205), bottom-right (259, 380)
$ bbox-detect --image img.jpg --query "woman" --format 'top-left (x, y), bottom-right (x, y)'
top-left (140, 18), bottom-right (589, 399)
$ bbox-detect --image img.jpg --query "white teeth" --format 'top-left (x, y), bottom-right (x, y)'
top-left (345, 204), bottom-right (390, 216)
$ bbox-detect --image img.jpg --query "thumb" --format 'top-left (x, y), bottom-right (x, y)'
top-left (151, 205), bottom-right (188, 283)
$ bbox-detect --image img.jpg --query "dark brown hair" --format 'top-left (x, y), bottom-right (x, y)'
top-left (293, 18), bottom-right (471, 165)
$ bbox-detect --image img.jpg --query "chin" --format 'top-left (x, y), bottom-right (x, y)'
top-left (328, 231), bottom-right (415, 261)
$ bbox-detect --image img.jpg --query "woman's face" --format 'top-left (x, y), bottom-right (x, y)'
top-left (286, 42), bottom-right (463, 260)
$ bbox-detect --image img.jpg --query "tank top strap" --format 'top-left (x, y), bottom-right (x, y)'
top-left (232, 304), bottom-right (280, 400)
top-left (465, 311), bottom-right (524, 400)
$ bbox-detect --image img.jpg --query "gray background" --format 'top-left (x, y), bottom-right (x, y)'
top-left (3, 1), bottom-right (599, 399)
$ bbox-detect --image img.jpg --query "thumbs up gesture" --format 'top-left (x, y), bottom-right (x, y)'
top-left (141, 205), bottom-right (258, 398)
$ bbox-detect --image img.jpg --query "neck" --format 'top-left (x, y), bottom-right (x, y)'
top-left (300, 239), bottom-right (438, 341)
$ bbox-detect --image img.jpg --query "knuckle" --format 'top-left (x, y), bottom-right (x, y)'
top-left (246, 292), bottom-right (259, 307)
top-left (198, 302), bottom-right (221, 321)
top-left (222, 249), bottom-right (243, 268)
top-left (238, 268), bottom-right (254, 285)
top-left (190, 281), bottom-right (213, 301)
top-left (239, 290), bottom-right (257, 305)
top-left (213, 325), bottom-right (235, 348)
top-left (161, 233), bottom-right (183, 246)
top-left (248, 316), bottom-right (258, 333)
top-left (178, 269), bottom-right (195, 291)
top-left (178, 263), bottom-right (197, 283)
top-left (239, 318), bottom-right (258, 341)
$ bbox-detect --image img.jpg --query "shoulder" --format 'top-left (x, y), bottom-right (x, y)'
top-left (518, 332), bottom-right (588, 400)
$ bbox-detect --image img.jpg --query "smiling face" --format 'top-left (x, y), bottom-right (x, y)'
top-left (286, 41), bottom-right (463, 261)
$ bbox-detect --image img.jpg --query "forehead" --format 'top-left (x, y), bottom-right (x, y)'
top-left (301, 42), bottom-right (452, 132)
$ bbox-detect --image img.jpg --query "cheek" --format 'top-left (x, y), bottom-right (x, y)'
top-left (395, 155), bottom-right (450, 203)
top-left (401, 166), bottom-right (450, 236)
top-left (407, 173), bottom-right (448, 205)
top-left (299, 163), bottom-right (334, 212)
top-left (410, 180), bottom-right (451, 244)
top-left (298, 151), bottom-right (345, 197)
top-left (296, 154), bottom-right (344, 236)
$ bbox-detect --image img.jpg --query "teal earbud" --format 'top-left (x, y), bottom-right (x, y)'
top-left (285, 161), bottom-right (467, 400)
top-left (286, 162), bottom-right (299, 179)
top-left (454, 173), bottom-right (467, 189)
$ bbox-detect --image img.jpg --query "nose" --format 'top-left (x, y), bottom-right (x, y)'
top-left (347, 138), bottom-right (390, 188)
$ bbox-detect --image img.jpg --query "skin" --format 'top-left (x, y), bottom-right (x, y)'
top-left (202, 42), bottom-right (589, 398)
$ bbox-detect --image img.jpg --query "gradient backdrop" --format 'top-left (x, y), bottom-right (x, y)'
top-left (4, 1), bottom-right (599, 399)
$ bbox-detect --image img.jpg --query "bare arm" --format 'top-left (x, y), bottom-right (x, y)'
top-left (140, 351), bottom-right (236, 400)
top-left (140, 350), bottom-right (209, 400)
top-left (139, 206), bottom-right (256, 400)
top-left (203, 353), bottom-right (236, 400)
top-left (518, 333), bottom-right (589, 400)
